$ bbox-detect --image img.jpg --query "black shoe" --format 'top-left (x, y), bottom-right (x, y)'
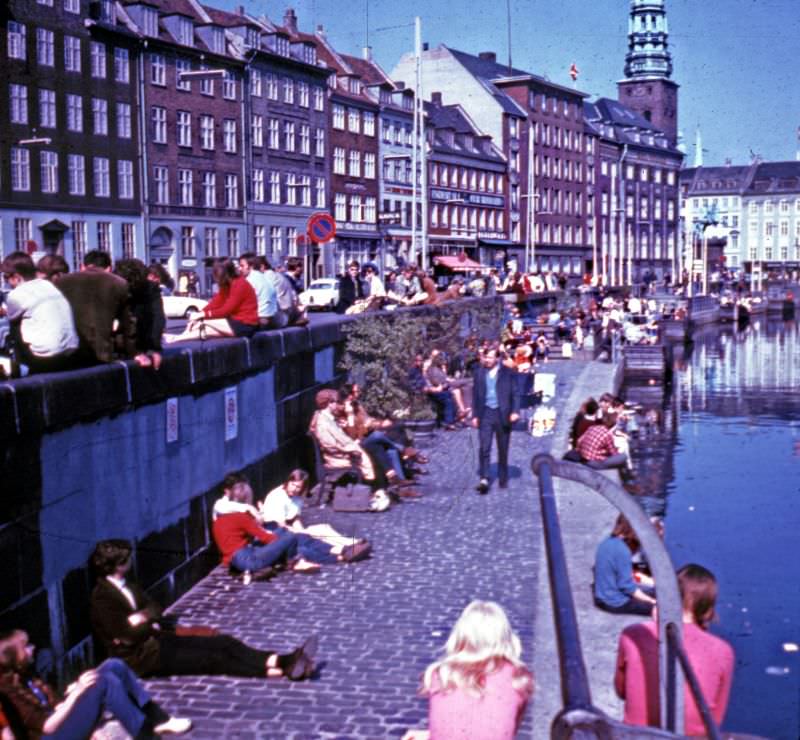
top-left (284, 635), bottom-right (319, 681)
top-left (252, 565), bottom-right (277, 582)
top-left (476, 478), bottom-right (489, 495)
top-left (341, 541), bottom-right (372, 562)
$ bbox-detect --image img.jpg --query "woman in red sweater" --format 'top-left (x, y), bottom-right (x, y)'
top-left (164, 259), bottom-right (258, 343)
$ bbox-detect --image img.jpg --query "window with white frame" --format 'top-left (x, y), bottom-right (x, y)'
top-left (200, 65), bottom-right (213, 95)
top-left (275, 35), bottom-right (289, 56)
top-left (333, 147), bottom-right (345, 175)
top-left (266, 73), bottom-right (278, 99)
top-left (780, 199), bottom-right (790, 214)
top-left (639, 196), bottom-right (648, 220)
top-left (210, 27), bottom-right (224, 54)
top-left (332, 104), bottom-right (345, 129)
top-left (250, 70), bottom-right (262, 97)
top-left (205, 227), bottom-right (219, 257)
top-left (349, 150), bottom-right (361, 177)
top-left (268, 118), bottom-right (280, 149)
top-left (348, 108), bottom-right (360, 133)
top-left (92, 97), bottom-right (108, 135)
top-left (71, 220), bottom-right (86, 267)
top-left (315, 177), bottom-right (325, 208)
top-left (300, 124), bottom-right (310, 154)
top-left (93, 157), bottom-right (110, 197)
top-left (315, 128), bottom-right (325, 157)
top-left (90, 41), bottom-right (106, 78)
top-left (283, 77), bottom-right (294, 104)
top-left (65, 0), bottom-right (80, 12)
top-left (10, 84), bottom-right (28, 124)
top-left (313, 86), bottom-right (325, 111)
top-left (114, 47), bottom-right (129, 83)
top-left (152, 106), bottom-right (167, 143)
top-left (298, 82), bottom-right (309, 108)
top-left (118, 159), bottom-right (134, 199)
top-left (286, 173), bottom-right (296, 205)
top-left (36, 28), bottom-right (54, 67)
top-left (363, 111), bottom-right (375, 136)
top-left (287, 227), bottom-right (297, 255)
top-left (141, 6), bottom-right (158, 36)
top-left (300, 175), bottom-right (311, 206)
top-left (765, 200), bottom-right (774, 214)
top-left (68, 154), bottom-right (85, 195)
top-left (270, 226), bottom-right (282, 254)
top-left (181, 226), bottom-right (196, 257)
top-left (121, 223), bottom-right (135, 259)
top-left (364, 152), bottom-right (375, 179)
top-left (177, 17), bottom-right (193, 46)
top-left (223, 71), bottom-right (236, 100)
top-left (365, 197), bottom-right (376, 223)
top-left (176, 57), bottom-right (191, 91)
top-left (223, 119), bottom-right (237, 153)
top-left (254, 225), bottom-right (266, 255)
top-left (64, 36), bottom-right (81, 72)
top-left (7, 22), bottom-right (26, 61)
top-left (112, 103), bottom-right (130, 140)
top-left (334, 193), bottom-right (346, 221)
top-left (202, 172), bottom-right (216, 207)
top-left (177, 110), bottom-right (191, 147)
top-left (178, 168), bottom-right (193, 205)
top-left (150, 53), bottom-right (165, 85)
top-left (200, 115), bottom-right (214, 150)
top-left (14, 218), bottom-right (32, 251)
top-left (284, 121), bottom-right (296, 152)
top-left (253, 169), bottom-right (264, 202)
top-left (97, 222), bottom-right (111, 252)
top-left (749, 201), bottom-right (758, 214)
top-left (654, 198), bottom-right (662, 220)
top-left (350, 194), bottom-right (363, 222)
top-left (39, 88), bottom-right (56, 128)
top-left (40, 150), bottom-right (58, 193)
top-left (154, 165), bottom-right (169, 204)
top-left (251, 114), bottom-right (263, 148)
top-left (269, 172), bottom-right (280, 203)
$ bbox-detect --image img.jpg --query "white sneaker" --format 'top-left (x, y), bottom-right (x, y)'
top-left (153, 717), bottom-right (193, 735)
top-left (369, 490), bottom-right (391, 512)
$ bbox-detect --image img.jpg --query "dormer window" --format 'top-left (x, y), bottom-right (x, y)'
top-left (246, 27), bottom-right (259, 48)
top-left (349, 77), bottom-right (361, 94)
top-left (380, 90), bottom-right (391, 105)
top-left (276, 35), bottom-right (289, 57)
top-left (303, 43), bottom-right (316, 64)
top-left (403, 95), bottom-right (413, 111)
top-left (99, 0), bottom-right (116, 23)
top-left (178, 17), bottom-right (193, 46)
top-left (142, 7), bottom-right (158, 37)
top-left (211, 27), bottom-right (225, 54)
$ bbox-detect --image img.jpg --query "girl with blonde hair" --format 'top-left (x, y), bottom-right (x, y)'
top-left (403, 600), bottom-right (534, 740)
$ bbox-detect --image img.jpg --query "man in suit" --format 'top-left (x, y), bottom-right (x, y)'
top-left (335, 261), bottom-right (366, 313)
top-left (472, 346), bottom-right (520, 494)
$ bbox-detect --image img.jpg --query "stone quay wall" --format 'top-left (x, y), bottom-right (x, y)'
top-left (0, 297), bottom-right (503, 679)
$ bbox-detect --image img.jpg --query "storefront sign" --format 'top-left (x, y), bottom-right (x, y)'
top-left (430, 188), bottom-right (505, 208)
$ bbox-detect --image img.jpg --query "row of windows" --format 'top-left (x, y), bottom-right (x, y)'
top-left (430, 205), bottom-right (505, 233)
top-left (151, 167), bottom-right (240, 209)
top-left (179, 226), bottom-right (240, 259)
top-left (600, 160), bottom-right (677, 185)
top-left (10, 148), bottom-right (134, 198)
top-left (331, 105), bottom-right (376, 136)
top-left (251, 171), bottom-right (326, 208)
top-left (748, 199), bottom-right (800, 215)
top-left (748, 246), bottom-right (800, 261)
top-left (151, 107), bottom-right (238, 153)
top-left (332, 148), bottom-right (376, 178)
top-left (252, 225), bottom-right (303, 258)
top-left (149, 53), bottom-right (237, 99)
top-left (381, 121), bottom-right (414, 147)
top-left (535, 155), bottom-right (584, 183)
top-left (10, 85), bottom-right (133, 139)
top-left (534, 123), bottom-right (583, 153)
top-left (538, 189), bottom-right (584, 217)
top-left (250, 72), bottom-right (326, 111)
top-left (747, 220), bottom-right (800, 239)
top-left (430, 165), bottom-right (504, 194)
top-left (594, 193), bottom-right (677, 221)
top-left (332, 193), bottom-right (377, 224)
top-left (535, 222), bottom-right (591, 247)
top-left (251, 116), bottom-right (325, 157)
top-left (7, 24), bottom-right (131, 82)
top-left (528, 92), bottom-right (579, 120)
top-left (596, 227), bottom-right (676, 258)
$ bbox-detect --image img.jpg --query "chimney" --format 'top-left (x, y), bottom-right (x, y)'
top-left (394, 81), bottom-right (405, 90)
top-left (422, 42), bottom-right (429, 51)
top-left (316, 24), bottom-right (326, 38)
top-left (362, 45), bottom-right (372, 61)
top-left (236, 5), bottom-right (244, 15)
top-left (431, 91), bottom-right (442, 106)
top-left (283, 7), bottom-right (298, 34)
top-left (478, 51), bottom-right (496, 63)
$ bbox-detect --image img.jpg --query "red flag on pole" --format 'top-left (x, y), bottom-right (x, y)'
top-left (569, 63), bottom-right (579, 81)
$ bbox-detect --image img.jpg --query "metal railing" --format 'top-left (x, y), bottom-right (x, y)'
top-left (531, 454), bottom-right (726, 740)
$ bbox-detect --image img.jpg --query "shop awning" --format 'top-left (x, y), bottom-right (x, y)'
top-left (433, 254), bottom-right (487, 272)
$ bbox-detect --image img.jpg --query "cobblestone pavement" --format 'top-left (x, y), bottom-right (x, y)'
top-left (144, 361), bottom-right (590, 739)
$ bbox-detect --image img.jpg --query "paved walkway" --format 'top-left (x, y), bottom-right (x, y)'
top-left (143, 359), bottom-right (603, 739)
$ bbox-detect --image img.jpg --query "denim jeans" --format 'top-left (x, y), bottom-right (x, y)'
top-left (46, 658), bottom-right (152, 739)
top-left (428, 390), bottom-right (456, 424)
top-left (230, 534), bottom-right (298, 572)
top-left (264, 524), bottom-right (337, 564)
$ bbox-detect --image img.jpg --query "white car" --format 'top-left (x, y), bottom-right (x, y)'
top-left (299, 279), bottom-right (339, 310)
top-left (162, 294), bottom-right (208, 319)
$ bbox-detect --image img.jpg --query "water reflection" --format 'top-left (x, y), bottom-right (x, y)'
top-left (623, 320), bottom-right (800, 740)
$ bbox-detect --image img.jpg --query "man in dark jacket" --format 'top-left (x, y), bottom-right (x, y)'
top-left (336, 261), bottom-right (366, 313)
top-left (472, 346), bottom-right (520, 494)
top-left (56, 250), bottom-right (138, 365)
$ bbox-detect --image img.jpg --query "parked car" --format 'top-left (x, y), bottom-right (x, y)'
top-left (162, 294), bottom-right (208, 319)
top-left (299, 278), bottom-right (339, 310)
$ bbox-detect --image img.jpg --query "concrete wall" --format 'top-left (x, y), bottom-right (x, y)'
top-left (0, 298), bottom-right (500, 679)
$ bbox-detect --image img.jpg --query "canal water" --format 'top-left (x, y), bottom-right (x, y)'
top-left (624, 319), bottom-right (800, 740)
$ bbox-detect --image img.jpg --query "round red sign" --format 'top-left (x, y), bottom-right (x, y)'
top-left (307, 213), bottom-right (337, 244)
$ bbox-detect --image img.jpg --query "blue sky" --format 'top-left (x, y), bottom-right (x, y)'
top-left (226, 0), bottom-right (800, 166)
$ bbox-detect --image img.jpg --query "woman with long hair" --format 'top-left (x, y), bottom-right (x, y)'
top-left (403, 601), bottom-right (534, 740)
top-left (164, 259), bottom-right (258, 343)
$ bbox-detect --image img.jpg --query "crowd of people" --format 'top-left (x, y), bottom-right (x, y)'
top-left (0, 251), bottom-right (310, 378)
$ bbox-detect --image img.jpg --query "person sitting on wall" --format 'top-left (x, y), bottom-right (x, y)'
top-left (0, 252), bottom-right (79, 375)
top-left (615, 564), bottom-right (734, 733)
top-left (388, 265), bottom-right (423, 304)
top-left (56, 250), bottom-right (140, 367)
top-left (114, 258), bottom-right (166, 370)
top-left (0, 629), bottom-right (191, 739)
top-left (593, 515), bottom-right (656, 616)
top-left (336, 261), bottom-right (367, 314)
top-left (163, 259), bottom-right (258, 343)
top-left (568, 397), bottom-right (601, 450)
top-left (238, 252), bottom-right (278, 330)
top-left (575, 413), bottom-right (640, 493)
top-left (309, 389), bottom-right (391, 512)
top-left (89, 539), bottom-right (318, 681)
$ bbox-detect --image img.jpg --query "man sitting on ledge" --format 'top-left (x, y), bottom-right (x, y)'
top-left (576, 414), bottom-right (641, 494)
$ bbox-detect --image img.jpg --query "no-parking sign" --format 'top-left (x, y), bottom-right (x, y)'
top-left (307, 212), bottom-right (336, 243)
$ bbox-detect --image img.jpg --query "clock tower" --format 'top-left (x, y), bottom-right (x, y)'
top-left (617, 0), bottom-right (679, 144)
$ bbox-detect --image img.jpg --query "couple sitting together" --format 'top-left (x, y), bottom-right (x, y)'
top-left (212, 470), bottom-right (372, 581)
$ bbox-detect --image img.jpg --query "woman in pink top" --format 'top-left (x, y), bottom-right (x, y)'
top-left (615, 563), bottom-right (735, 735)
top-left (403, 601), bottom-right (534, 740)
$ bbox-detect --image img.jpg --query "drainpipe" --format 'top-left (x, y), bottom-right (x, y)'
top-left (137, 39), bottom-right (151, 267)
top-left (241, 51), bottom-right (255, 260)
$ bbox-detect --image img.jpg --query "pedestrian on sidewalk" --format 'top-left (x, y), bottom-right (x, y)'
top-left (402, 600), bottom-right (534, 740)
top-left (472, 346), bottom-right (520, 494)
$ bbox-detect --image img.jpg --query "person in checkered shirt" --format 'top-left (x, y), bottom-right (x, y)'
top-left (576, 414), bottom-right (640, 493)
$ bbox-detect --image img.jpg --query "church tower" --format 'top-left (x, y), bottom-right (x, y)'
top-left (617, 0), bottom-right (679, 144)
